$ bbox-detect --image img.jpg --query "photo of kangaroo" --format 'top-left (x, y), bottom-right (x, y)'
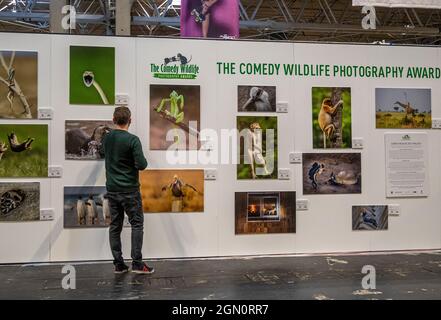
top-left (303, 152), bottom-right (361, 195)
top-left (238, 86), bottom-right (276, 112)
top-left (376, 88), bottom-right (431, 129)
top-left (65, 120), bottom-right (114, 160)
top-left (0, 50), bottom-right (38, 119)
top-left (64, 186), bottom-right (110, 228)
top-left (0, 124), bottom-right (48, 178)
top-left (352, 205), bottom-right (388, 231)
top-left (0, 182), bottom-right (40, 222)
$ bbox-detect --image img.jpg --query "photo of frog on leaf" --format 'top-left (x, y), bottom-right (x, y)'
top-left (150, 85), bottom-right (200, 150)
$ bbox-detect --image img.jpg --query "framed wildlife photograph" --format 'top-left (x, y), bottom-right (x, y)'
top-left (237, 86), bottom-right (276, 112)
top-left (303, 152), bottom-right (361, 195)
top-left (352, 205), bottom-right (388, 231)
top-left (139, 169), bottom-right (204, 213)
top-left (375, 88), bottom-right (432, 129)
top-left (64, 186), bottom-right (110, 228)
top-left (0, 50), bottom-right (38, 119)
top-left (0, 182), bottom-right (40, 222)
top-left (180, 0), bottom-right (239, 39)
top-left (150, 84), bottom-right (201, 151)
top-left (312, 87), bottom-right (352, 149)
top-left (237, 116), bottom-right (278, 180)
top-left (0, 124), bottom-right (48, 178)
top-left (69, 46), bottom-right (115, 105)
top-left (65, 120), bottom-right (114, 160)
top-left (235, 191), bottom-right (296, 234)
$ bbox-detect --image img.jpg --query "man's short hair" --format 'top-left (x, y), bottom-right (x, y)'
top-left (113, 106), bottom-right (131, 126)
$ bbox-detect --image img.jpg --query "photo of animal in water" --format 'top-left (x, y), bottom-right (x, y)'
top-left (140, 170), bottom-right (204, 213)
top-left (0, 124), bottom-right (48, 178)
top-left (0, 182), bottom-right (39, 222)
top-left (238, 86), bottom-right (276, 112)
top-left (352, 205), bottom-right (388, 231)
top-left (235, 191), bottom-right (296, 234)
top-left (64, 186), bottom-right (110, 228)
top-left (65, 120), bottom-right (114, 160)
top-left (69, 46), bottom-right (115, 105)
top-left (376, 88), bottom-right (431, 129)
top-left (312, 87), bottom-right (352, 149)
top-left (0, 51), bottom-right (38, 119)
top-left (303, 153), bottom-right (361, 195)
top-left (237, 116), bottom-right (278, 180)
top-left (150, 85), bottom-right (200, 150)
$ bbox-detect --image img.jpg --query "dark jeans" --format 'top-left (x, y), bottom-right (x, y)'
top-left (107, 190), bottom-right (144, 267)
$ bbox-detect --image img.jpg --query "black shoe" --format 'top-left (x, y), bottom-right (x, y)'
top-left (114, 263), bottom-right (129, 274)
top-left (132, 262), bottom-right (155, 275)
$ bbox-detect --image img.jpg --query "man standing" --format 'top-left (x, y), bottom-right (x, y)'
top-left (103, 106), bottom-right (154, 274)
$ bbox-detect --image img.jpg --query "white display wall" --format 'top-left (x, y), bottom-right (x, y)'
top-left (0, 32), bottom-right (440, 264)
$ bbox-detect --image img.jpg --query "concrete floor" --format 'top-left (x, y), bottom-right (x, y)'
top-left (1, 251), bottom-right (441, 300)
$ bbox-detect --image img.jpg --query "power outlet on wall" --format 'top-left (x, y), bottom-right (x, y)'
top-left (48, 166), bottom-right (63, 178)
top-left (38, 108), bottom-right (53, 120)
top-left (115, 94), bottom-right (130, 106)
top-left (432, 118), bottom-right (441, 129)
top-left (278, 169), bottom-right (291, 180)
top-left (276, 101), bottom-right (289, 113)
top-left (204, 169), bottom-right (217, 180)
top-left (40, 209), bottom-right (54, 221)
top-left (289, 152), bottom-right (302, 164)
top-left (388, 204), bottom-right (401, 216)
top-left (296, 199), bottom-right (309, 211)
top-left (352, 138), bottom-right (364, 149)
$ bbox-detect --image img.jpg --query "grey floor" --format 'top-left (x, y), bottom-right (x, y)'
top-left (1, 251), bottom-right (441, 300)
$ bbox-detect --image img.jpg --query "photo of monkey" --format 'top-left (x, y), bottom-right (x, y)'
top-left (65, 120), bottom-right (114, 160)
top-left (64, 186), bottom-right (110, 228)
top-left (150, 85), bottom-right (201, 151)
top-left (0, 124), bottom-right (48, 178)
top-left (237, 116), bottom-right (278, 180)
top-left (0, 51), bottom-right (38, 119)
top-left (312, 87), bottom-right (352, 149)
top-left (302, 153), bottom-right (361, 195)
top-left (352, 205), bottom-right (388, 231)
top-left (376, 88), bottom-right (431, 129)
top-left (235, 191), bottom-right (296, 234)
top-left (0, 182), bottom-right (40, 222)
top-left (238, 86), bottom-right (276, 112)
top-left (140, 169), bottom-right (204, 213)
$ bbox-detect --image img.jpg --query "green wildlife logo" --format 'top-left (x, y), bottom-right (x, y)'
top-left (150, 53), bottom-right (199, 80)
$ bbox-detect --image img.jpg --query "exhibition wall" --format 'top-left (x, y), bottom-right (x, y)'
top-left (0, 32), bottom-right (440, 263)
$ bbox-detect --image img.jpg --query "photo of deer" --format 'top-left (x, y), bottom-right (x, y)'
top-left (352, 205), bottom-right (388, 231)
top-left (0, 182), bottom-right (40, 222)
top-left (0, 50), bottom-right (37, 119)
top-left (376, 88), bottom-right (431, 129)
top-left (237, 86), bottom-right (276, 112)
top-left (65, 120), bottom-right (114, 160)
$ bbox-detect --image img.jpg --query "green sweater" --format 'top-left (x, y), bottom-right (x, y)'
top-left (102, 129), bottom-right (148, 192)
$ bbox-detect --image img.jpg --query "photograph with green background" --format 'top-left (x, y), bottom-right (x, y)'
top-left (0, 124), bottom-right (48, 177)
top-left (69, 46), bottom-right (115, 105)
top-left (312, 87), bottom-right (351, 149)
top-left (237, 116), bottom-right (278, 180)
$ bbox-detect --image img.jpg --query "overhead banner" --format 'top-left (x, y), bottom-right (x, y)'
top-left (353, 0), bottom-right (441, 8)
top-left (181, 0), bottom-right (239, 39)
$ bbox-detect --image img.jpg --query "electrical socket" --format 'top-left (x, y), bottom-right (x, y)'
top-left (352, 138), bottom-right (364, 149)
top-left (48, 166), bottom-right (63, 178)
top-left (432, 118), bottom-right (441, 129)
top-left (204, 169), bottom-right (217, 180)
top-left (38, 108), bottom-right (53, 120)
top-left (296, 199), bottom-right (309, 211)
top-left (289, 152), bottom-right (302, 164)
top-left (40, 209), bottom-right (54, 221)
top-left (278, 168), bottom-right (291, 180)
top-left (276, 101), bottom-right (289, 113)
top-left (388, 204), bottom-right (401, 216)
top-left (115, 94), bottom-right (130, 105)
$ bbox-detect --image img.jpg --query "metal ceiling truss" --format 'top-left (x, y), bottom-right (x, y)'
top-left (0, 0), bottom-right (440, 44)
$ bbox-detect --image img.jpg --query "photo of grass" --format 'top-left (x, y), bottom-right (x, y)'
top-left (0, 51), bottom-right (38, 119)
top-left (303, 153), bottom-right (361, 195)
top-left (235, 191), bottom-right (296, 234)
top-left (238, 86), bottom-right (276, 112)
top-left (150, 85), bottom-right (200, 150)
top-left (376, 88), bottom-right (431, 129)
top-left (140, 169), bottom-right (204, 213)
top-left (312, 87), bottom-right (351, 149)
top-left (65, 120), bottom-right (114, 160)
top-left (0, 182), bottom-right (39, 222)
top-left (0, 124), bottom-right (48, 177)
top-left (237, 116), bottom-right (278, 180)
top-left (69, 46), bottom-right (115, 105)
top-left (64, 186), bottom-right (109, 228)
top-left (352, 205), bottom-right (388, 231)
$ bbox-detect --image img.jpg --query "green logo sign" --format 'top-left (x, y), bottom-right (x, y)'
top-left (150, 54), bottom-right (199, 80)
